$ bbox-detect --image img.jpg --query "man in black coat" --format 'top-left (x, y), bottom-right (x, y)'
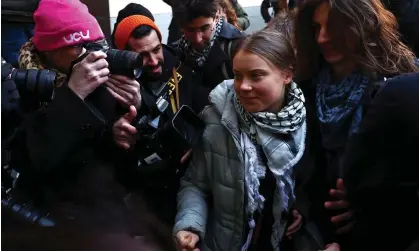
top-left (171, 0), bottom-right (244, 90)
top-left (343, 73), bottom-right (419, 251)
top-left (112, 3), bottom-right (210, 116)
top-left (111, 3), bottom-right (210, 225)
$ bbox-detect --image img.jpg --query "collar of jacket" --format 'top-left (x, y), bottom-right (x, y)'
top-left (195, 22), bottom-right (243, 76)
top-left (218, 21), bottom-right (244, 40)
top-left (161, 44), bottom-right (179, 79)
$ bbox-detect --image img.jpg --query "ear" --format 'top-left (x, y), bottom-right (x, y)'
top-left (283, 70), bottom-right (294, 85)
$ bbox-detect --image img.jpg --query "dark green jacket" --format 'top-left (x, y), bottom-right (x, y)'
top-left (230, 0), bottom-right (250, 30)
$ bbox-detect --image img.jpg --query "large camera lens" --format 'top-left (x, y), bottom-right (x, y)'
top-left (11, 69), bottom-right (56, 102)
top-left (106, 49), bottom-right (143, 79)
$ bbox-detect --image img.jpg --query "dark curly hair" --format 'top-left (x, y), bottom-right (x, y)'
top-left (172, 0), bottom-right (220, 26)
top-left (295, 0), bottom-right (418, 80)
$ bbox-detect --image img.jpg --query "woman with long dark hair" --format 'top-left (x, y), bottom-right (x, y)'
top-left (294, 0), bottom-right (418, 249)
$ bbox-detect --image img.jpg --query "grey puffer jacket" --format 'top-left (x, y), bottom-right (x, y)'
top-left (173, 80), bottom-right (306, 251)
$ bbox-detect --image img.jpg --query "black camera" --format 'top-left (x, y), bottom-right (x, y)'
top-left (2, 184), bottom-right (55, 227)
top-left (135, 104), bottom-right (205, 169)
top-left (131, 71), bottom-right (205, 170)
top-left (2, 58), bottom-right (56, 103)
top-left (1, 160), bottom-right (55, 227)
top-left (83, 39), bottom-right (143, 79)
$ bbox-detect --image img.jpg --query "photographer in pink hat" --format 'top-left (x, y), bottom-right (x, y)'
top-left (18, 0), bottom-right (105, 87)
top-left (18, 0), bottom-right (141, 107)
top-left (6, 0), bottom-right (149, 239)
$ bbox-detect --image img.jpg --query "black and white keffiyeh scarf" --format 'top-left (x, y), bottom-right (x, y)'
top-left (234, 81), bottom-right (306, 251)
top-left (176, 17), bottom-right (224, 68)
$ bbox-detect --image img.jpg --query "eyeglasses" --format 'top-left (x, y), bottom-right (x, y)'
top-left (183, 16), bottom-right (217, 35)
top-left (184, 24), bottom-right (214, 34)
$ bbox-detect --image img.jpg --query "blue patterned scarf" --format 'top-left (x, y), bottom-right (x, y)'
top-left (315, 67), bottom-right (370, 149)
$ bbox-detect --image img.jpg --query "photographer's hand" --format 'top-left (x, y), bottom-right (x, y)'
top-left (113, 105), bottom-right (138, 150)
top-left (68, 51), bottom-right (109, 100)
top-left (106, 75), bottom-right (141, 108)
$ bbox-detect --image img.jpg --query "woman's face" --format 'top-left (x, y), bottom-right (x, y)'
top-left (44, 45), bottom-right (85, 74)
top-left (312, 1), bottom-right (345, 65)
top-left (233, 50), bottom-right (292, 113)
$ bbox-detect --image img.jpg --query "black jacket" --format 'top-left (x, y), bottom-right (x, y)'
top-left (12, 84), bottom-right (124, 212)
top-left (343, 73), bottom-right (419, 251)
top-left (382, 0), bottom-right (419, 55)
top-left (115, 45), bottom-right (210, 225)
top-left (1, 0), bottom-right (39, 23)
top-left (138, 45), bottom-right (210, 115)
top-left (298, 73), bottom-right (392, 245)
top-left (178, 22), bottom-right (244, 90)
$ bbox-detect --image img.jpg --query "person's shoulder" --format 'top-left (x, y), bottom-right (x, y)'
top-left (162, 44), bottom-right (178, 57)
top-left (218, 22), bottom-right (244, 40)
top-left (161, 44), bottom-right (181, 71)
top-left (381, 73), bottom-right (419, 97)
top-left (200, 81), bottom-right (234, 121)
top-left (370, 73), bottom-right (419, 115)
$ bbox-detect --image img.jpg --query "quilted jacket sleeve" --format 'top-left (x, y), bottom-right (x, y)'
top-left (233, 1), bottom-right (250, 31)
top-left (173, 111), bottom-right (212, 239)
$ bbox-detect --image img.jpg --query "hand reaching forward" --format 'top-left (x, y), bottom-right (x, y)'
top-left (175, 230), bottom-right (200, 251)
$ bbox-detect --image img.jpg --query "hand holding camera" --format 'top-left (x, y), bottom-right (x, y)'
top-left (106, 75), bottom-right (141, 108)
top-left (68, 51), bottom-right (110, 100)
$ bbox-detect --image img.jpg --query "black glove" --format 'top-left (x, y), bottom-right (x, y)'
top-left (2, 60), bottom-right (21, 114)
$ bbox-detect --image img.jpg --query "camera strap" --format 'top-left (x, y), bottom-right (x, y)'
top-left (143, 65), bottom-right (183, 115)
top-left (169, 68), bottom-right (183, 114)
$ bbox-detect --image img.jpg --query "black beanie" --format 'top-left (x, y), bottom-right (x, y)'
top-left (115, 3), bottom-right (155, 24)
top-left (111, 3), bottom-right (155, 46)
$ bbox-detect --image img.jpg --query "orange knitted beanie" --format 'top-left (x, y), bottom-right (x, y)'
top-left (114, 15), bottom-right (162, 50)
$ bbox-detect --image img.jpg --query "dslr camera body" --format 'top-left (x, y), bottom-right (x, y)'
top-left (134, 75), bottom-right (205, 174)
top-left (77, 39), bottom-right (143, 79)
